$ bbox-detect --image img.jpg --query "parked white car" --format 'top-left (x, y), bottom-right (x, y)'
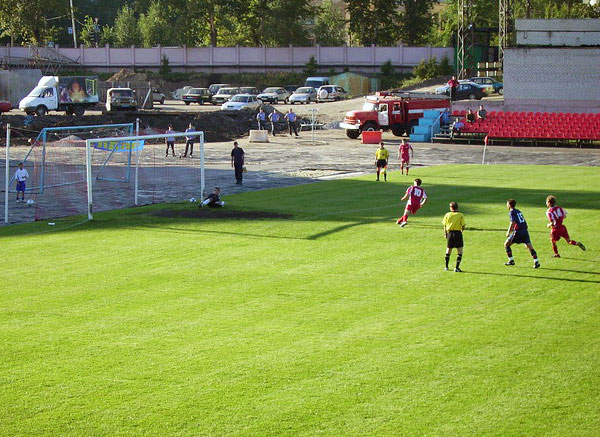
top-left (257, 87), bottom-right (291, 104)
top-left (317, 85), bottom-right (348, 102)
top-left (221, 94), bottom-right (261, 111)
top-left (289, 87), bottom-right (317, 104)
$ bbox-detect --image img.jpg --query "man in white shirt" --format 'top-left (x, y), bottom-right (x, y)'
top-left (15, 162), bottom-right (29, 203)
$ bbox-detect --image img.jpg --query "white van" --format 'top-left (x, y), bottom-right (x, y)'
top-left (304, 77), bottom-right (330, 89)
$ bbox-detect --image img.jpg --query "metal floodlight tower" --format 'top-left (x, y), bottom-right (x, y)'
top-left (499, 0), bottom-right (511, 69)
top-left (456, 0), bottom-right (473, 79)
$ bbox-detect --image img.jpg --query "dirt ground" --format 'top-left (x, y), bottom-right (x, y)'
top-left (1, 83), bottom-right (597, 227)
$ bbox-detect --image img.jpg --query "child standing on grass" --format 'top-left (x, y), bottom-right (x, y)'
top-left (15, 162), bottom-right (29, 203)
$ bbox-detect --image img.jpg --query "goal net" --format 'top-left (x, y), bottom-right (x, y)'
top-left (86, 130), bottom-right (205, 220)
top-left (4, 123), bottom-right (134, 223)
top-left (3, 125), bottom-right (205, 224)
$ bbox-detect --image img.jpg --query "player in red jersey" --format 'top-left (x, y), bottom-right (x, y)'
top-left (397, 178), bottom-right (427, 227)
top-left (398, 139), bottom-right (413, 175)
top-left (545, 195), bottom-right (585, 257)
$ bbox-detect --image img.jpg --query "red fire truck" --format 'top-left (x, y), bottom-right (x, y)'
top-left (339, 93), bottom-right (450, 139)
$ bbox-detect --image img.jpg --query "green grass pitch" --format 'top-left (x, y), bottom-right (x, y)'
top-left (1, 165), bottom-right (599, 436)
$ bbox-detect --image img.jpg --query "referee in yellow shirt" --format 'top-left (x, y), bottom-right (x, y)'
top-left (375, 142), bottom-right (389, 181)
top-left (442, 202), bottom-right (466, 272)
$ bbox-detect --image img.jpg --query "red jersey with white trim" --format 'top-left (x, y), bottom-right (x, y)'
top-left (406, 185), bottom-right (426, 206)
top-left (546, 206), bottom-right (567, 227)
top-left (399, 143), bottom-right (413, 159)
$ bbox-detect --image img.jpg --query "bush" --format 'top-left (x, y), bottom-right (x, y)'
top-left (303, 56), bottom-right (318, 76)
top-left (159, 54), bottom-right (171, 78)
top-left (413, 57), bottom-right (442, 80)
top-left (438, 55), bottom-right (453, 76)
top-left (380, 60), bottom-right (395, 77)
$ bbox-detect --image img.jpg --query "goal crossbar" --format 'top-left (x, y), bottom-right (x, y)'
top-left (18, 123), bottom-right (135, 193)
top-left (85, 131), bottom-right (205, 220)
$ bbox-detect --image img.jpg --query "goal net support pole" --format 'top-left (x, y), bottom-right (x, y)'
top-left (4, 124), bottom-right (9, 224)
top-left (86, 131), bottom-right (205, 220)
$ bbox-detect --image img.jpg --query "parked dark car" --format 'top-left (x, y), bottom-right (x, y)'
top-left (444, 83), bottom-right (487, 100)
top-left (469, 76), bottom-right (503, 94)
top-left (284, 85), bottom-right (301, 94)
top-left (182, 88), bottom-right (212, 105)
top-left (240, 86), bottom-right (260, 95)
top-left (0, 101), bottom-right (12, 113)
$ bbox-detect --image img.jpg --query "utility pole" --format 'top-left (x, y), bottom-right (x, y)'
top-left (69, 0), bottom-right (78, 48)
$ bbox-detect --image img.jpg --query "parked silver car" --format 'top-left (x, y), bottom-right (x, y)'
top-left (289, 87), bottom-right (317, 104)
top-left (257, 87), bottom-right (291, 104)
top-left (212, 87), bottom-right (240, 104)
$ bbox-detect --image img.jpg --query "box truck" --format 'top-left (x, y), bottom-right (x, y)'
top-left (19, 76), bottom-right (99, 116)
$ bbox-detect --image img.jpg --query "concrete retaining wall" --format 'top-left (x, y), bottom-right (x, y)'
top-left (0, 45), bottom-right (453, 72)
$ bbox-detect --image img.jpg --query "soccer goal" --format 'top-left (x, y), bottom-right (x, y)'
top-left (85, 131), bottom-right (205, 220)
top-left (3, 124), bottom-right (205, 224)
top-left (3, 123), bottom-right (134, 224)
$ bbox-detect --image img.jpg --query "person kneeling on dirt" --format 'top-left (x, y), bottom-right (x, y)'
top-left (200, 187), bottom-right (225, 208)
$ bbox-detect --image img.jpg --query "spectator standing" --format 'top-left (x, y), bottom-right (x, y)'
top-left (183, 123), bottom-right (196, 157)
top-left (231, 141), bottom-right (245, 185)
top-left (256, 108), bottom-right (267, 130)
top-left (447, 76), bottom-right (459, 102)
top-left (284, 109), bottom-right (299, 137)
top-left (477, 105), bottom-right (487, 120)
top-left (441, 108), bottom-right (451, 126)
top-left (165, 124), bottom-right (176, 157)
top-left (269, 110), bottom-right (281, 136)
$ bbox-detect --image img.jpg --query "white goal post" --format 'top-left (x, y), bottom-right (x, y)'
top-left (85, 131), bottom-right (205, 220)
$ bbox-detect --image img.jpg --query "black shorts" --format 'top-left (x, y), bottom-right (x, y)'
top-left (376, 159), bottom-right (387, 168)
top-left (447, 231), bottom-right (464, 249)
top-left (508, 229), bottom-right (531, 245)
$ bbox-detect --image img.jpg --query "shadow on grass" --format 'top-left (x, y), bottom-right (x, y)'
top-left (1, 178), bottom-right (599, 241)
top-left (465, 271), bottom-right (600, 284)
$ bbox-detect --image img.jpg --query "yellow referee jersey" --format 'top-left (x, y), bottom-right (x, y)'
top-left (375, 148), bottom-right (389, 160)
top-left (442, 211), bottom-right (465, 232)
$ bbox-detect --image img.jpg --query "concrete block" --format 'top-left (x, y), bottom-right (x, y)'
top-left (248, 130), bottom-right (269, 143)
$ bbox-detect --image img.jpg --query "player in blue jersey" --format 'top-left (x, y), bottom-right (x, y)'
top-left (504, 199), bottom-right (540, 268)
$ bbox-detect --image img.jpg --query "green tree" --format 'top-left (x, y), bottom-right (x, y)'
top-left (113, 4), bottom-right (141, 47)
top-left (79, 16), bottom-right (100, 47)
top-left (0, 0), bottom-right (67, 45)
top-left (397, 0), bottom-right (435, 46)
top-left (344, 0), bottom-right (400, 46)
top-left (313, 0), bottom-right (346, 46)
top-left (304, 55), bottom-right (318, 75)
top-left (138, 1), bottom-right (176, 47)
top-left (100, 25), bottom-right (116, 46)
top-left (235, 0), bottom-right (314, 46)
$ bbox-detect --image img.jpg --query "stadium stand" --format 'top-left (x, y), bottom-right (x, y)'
top-left (437, 110), bottom-right (600, 146)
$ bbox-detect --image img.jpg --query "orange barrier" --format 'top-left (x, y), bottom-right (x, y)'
top-left (362, 130), bottom-right (382, 144)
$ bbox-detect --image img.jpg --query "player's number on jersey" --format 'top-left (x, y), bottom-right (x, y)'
top-left (516, 212), bottom-right (525, 223)
top-left (554, 209), bottom-right (563, 218)
top-left (413, 188), bottom-right (422, 196)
